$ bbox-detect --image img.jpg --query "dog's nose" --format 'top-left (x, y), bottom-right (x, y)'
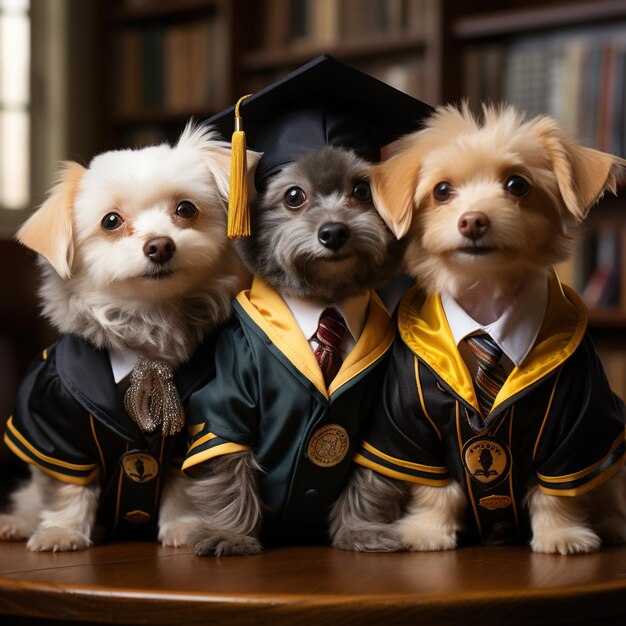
top-left (458, 211), bottom-right (490, 239)
top-left (143, 237), bottom-right (176, 264)
top-left (318, 222), bottom-right (350, 251)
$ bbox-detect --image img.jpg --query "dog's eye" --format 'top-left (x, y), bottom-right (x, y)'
top-left (284, 187), bottom-right (306, 209)
top-left (505, 175), bottom-right (530, 197)
top-left (101, 212), bottom-right (124, 231)
top-left (434, 182), bottom-right (453, 202)
top-left (352, 180), bottom-right (372, 202)
top-left (176, 200), bottom-right (198, 219)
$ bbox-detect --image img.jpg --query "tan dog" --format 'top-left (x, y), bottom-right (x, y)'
top-left (0, 124), bottom-right (258, 551)
top-left (331, 104), bottom-right (626, 555)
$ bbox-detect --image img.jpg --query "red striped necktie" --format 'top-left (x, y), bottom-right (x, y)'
top-left (313, 308), bottom-right (347, 387)
top-left (465, 333), bottom-right (507, 416)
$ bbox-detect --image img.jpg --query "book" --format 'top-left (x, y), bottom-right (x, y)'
top-left (582, 224), bottom-right (621, 308)
top-left (467, 25), bottom-right (626, 158)
top-left (263, 0), bottom-right (291, 50)
top-left (116, 29), bottom-right (143, 115)
top-left (311, 0), bottom-right (341, 46)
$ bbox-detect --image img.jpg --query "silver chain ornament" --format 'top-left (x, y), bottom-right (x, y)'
top-left (123, 357), bottom-right (184, 436)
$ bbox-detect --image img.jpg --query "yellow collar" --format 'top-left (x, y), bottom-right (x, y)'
top-left (398, 272), bottom-right (587, 413)
top-left (236, 277), bottom-right (394, 399)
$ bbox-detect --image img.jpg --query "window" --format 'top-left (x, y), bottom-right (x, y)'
top-left (0, 0), bottom-right (29, 212)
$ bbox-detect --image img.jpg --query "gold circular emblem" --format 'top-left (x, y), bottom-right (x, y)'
top-left (462, 436), bottom-right (511, 489)
top-left (307, 424), bottom-right (350, 468)
top-left (122, 452), bottom-right (159, 483)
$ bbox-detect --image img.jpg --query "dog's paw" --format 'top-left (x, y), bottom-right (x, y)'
top-left (192, 531), bottom-right (262, 557)
top-left (332, 527), bottom-right (404, 552)
top-left (531, 526), bottom-right (601, 555)
top-left (398, 526), bottom-right (457, 551)
top-left (0, 514), bottom-right (34, 541)
top-left (27, 527), bottom-right (91, 552)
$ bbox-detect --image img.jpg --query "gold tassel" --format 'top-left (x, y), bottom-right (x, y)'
top-left (227, 94), bottom-right (253, 239)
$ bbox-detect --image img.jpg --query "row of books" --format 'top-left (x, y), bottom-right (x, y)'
top-left (557, 222), bottom-right (625, 310)
top-left (557, 222), bottom-right (626, 396)
top-left (244, 56), bottom-right (426, 107)
top-left (119, 124), bottom-right (172, 149)
top-left (356, 55), bottom-right (425, 101)
top-left (263, 0), bottom-right (430, 50)
top-left (464, 26), bottom-right (626, 156)
top-left (113, 19), bottom-right (222, 116)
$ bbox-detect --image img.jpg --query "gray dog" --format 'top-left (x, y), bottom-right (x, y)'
top-left (238, 147), bottom-right (402, 301)
top-left (181, 146), bottom-right (404, 555)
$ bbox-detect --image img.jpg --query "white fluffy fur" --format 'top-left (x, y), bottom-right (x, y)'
top-left (393, 482), bottom-right (466, 551)
top-left (0, 123), bottom-right (253, 551)
top-left (369, 104), bottom-right (626, 554)
top-left (38, 124), bottom-right (242, 363)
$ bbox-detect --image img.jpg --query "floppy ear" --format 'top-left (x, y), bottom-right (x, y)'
top-left (202, 144), bottom-right (262, 204)
top-left (539, 122), bottom-right (625, 221)
top-left (370, 148), bottom-right (422, 240)
top-left (16, 161), bottom-right (84, 279)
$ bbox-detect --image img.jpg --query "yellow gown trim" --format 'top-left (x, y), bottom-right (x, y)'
top-left (236, 277), bottom-right (394, 400)
top-left (398, 272), bottom-right (587, 413)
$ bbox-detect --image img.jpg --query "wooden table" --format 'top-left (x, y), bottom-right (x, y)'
top-left (0, 542), bottom-right (624, 625)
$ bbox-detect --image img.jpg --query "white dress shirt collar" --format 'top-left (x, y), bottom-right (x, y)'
top-left (281, 291), bottom-right (370, 358)
top-left (441, 272), bottom-right (549, 368)
top-left (109, 348), bottom-right (138, 384)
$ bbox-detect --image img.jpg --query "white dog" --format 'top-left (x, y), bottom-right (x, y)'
top-left (0, 124), bottom-right (258, 551)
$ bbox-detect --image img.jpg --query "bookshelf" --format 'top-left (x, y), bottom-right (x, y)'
top-left (237, 0), bottom-right (454, 107)
top-left (449, 0), bottom-right (626, 396)
top-left (98, 0), bottom-right (243, 149)
top-left (97, 0), bottom-right (626, 390)
top-left (97, 0), bottom-right (463, 152)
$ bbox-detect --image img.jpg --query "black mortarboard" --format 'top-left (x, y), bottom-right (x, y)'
top-left (208, 54), bottom-right (433, 189)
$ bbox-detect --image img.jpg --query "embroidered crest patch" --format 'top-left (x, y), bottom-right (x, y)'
top-left (121, 452), bottom-right (159, 483)
top-left (307, 424), bottom-right (350, 467)
top-left (462, 436), bottom-right (511, 489)
top-left (479, 495), bottom-right (513, 510)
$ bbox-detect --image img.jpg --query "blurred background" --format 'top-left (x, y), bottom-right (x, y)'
top-left (1, 0), bottom-right (626, 466)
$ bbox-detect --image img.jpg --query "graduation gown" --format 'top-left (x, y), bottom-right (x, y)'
top-left (355, 273), bottom-right (626, 543)
top-left (5, 333), bottom-right (216, 541)
top-left (182, 277), bottom-right (394, 544)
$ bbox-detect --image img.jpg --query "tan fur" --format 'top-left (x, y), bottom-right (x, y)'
top-left (394, 482), bottom-right (466, 551)
top-left (17, 162), bottom-right (85, 279)
top-left (374, 104), bottom-right (624, 238)
top-left (533, 116), bottom-right (620, 220)
top-left (364, 104), bottom-right (626, 555)
top-left (371, 104), bottom-right (625, 300)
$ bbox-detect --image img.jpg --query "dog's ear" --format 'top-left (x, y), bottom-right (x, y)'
top-left (202, 144), bottom-right (262, 204)
top-left (539, 121), bottom-right (625, 221)
top-left (16, 161), bottom-right (84, 279)
top-left (201, 143), bottom-right (232, 201)
top-left (371, 147), bottom-right (422, 239)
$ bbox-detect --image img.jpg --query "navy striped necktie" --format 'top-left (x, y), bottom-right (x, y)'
top-left (465, 333), bottom-right (507, 416)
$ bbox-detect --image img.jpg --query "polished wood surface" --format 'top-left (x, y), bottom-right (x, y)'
top-left (0, 542), bottom-right (624, 625)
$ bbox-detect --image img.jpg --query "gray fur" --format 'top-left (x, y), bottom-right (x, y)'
top-left (236, 147), bottom-right (404, 303)
top-left (189, 147), bottom-right (403, 556)
top-left (329, 466), bottom-right (409, 552)
top-left (187, 451), bottom-right (263, 556)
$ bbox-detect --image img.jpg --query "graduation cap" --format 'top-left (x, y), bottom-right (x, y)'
top-left (207, 54), bottom-right (433, 238)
